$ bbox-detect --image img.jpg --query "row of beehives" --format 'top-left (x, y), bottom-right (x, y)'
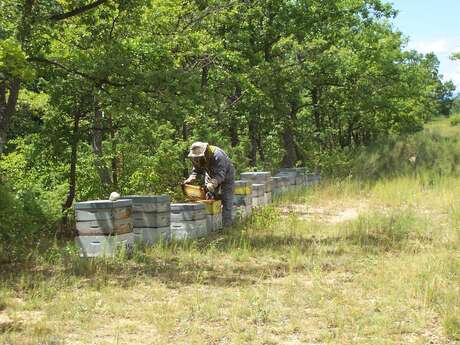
top-left (74, 168), bottom-right (320, 257)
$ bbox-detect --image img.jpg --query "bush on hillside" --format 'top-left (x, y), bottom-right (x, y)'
top-left (450, 114), bottom-right (460, 126)
top-left (350, 132), bottom-right (460, 179)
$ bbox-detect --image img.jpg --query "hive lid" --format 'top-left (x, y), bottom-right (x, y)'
top-left (75, 199), bottom-right (132, 210)
top-left (123, 195), bottom-right (170, 204)
top-left (235, 180), bottom-right (251, 186)
top-left (171, 203), bottom-right (206, 211)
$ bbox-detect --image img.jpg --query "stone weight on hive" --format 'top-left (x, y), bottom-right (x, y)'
top-left (74, 199), bottom-right (134, 257)
top-left (170, 203), bottom-right (207, 240)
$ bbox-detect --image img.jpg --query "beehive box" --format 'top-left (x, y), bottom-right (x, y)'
top-left (170, 218), bottom-right (207, 240)
top-left (234, 180), bottom-right (253, 196)
top-left (306, 172), bottom-right (321, 186)
top-left (133, 226), bottom-right (170, 245)
top-left (75, 199), bottom-right (133, 236)
top-left (264, 192), bottom-right (272, 205)
top-left (198, 200), bottom-right (222, 215)
top-left (232, 205), bottom-right (249, 221)
top-left (170, 203), bottom-right (207, 240)
top-left (132, 211), bottom-right (170, 228)
top-left (234, 195), bottom-right (252, 207)
top-left (207, 213), bottom-right (223, 232)
top-left (123, 195), bottom-right (170, 213)
top-left (240, 172), bottom-right (272, 193)
top-left (75, 233), bottom-right (134, 257)
top-left (171, 203), bottom-right (206, 221)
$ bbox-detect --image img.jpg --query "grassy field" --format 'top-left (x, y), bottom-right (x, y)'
top-left (0, 174), bottom-right (459, 345)
top-left (425, 115), bottom-right (460, 137)
top-left (1, 118), bottom-right (460, 344)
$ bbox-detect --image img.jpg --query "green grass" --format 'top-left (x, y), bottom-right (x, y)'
top-left (0, 175), bottom-right (459, 344)
top-left (1, 119), bottom-right (460, 344)
top-left (425, 115), bottom-right (460, 137)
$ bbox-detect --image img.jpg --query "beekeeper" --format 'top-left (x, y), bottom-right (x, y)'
top-left (184, 142), bottom-right (235, 227)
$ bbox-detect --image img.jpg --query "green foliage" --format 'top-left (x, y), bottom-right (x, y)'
top-left (350, 132), bottom-right (460, 179)
top-left (0, 39), bottom-right (34, 80)
top-left (0, 182), bottom-right (60, 263)
top-left (450, 113), bottom-right (460, 126)
top-left (0, 0), bottom-right (455, 263)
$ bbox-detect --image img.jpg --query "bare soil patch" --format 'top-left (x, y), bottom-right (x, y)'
top-left (280, 202), bottom-right (368, 224)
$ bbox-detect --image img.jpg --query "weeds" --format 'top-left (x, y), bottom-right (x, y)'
top-left (1, 174), bottom-right (460, 343)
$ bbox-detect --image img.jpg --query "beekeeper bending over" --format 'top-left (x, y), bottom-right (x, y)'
top-left (184, 142), bottom-right (235, 227)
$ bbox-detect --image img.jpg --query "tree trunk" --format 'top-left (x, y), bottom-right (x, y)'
top-left (281, 125), bottom-right (297, 168)
top-left (108, 113), bottom-right (118, 189)
top-left (248, 115), bottom-right (258, 167)
top-left (0, 79), bottom-right (21, 154)
top-left (229, 85), bottom-right (241, 147)
top-left (182, 121), bottom-right (189, 178)
top-left (229, 116), bottom-right (239, 147)
top-left (60, 112), bottom-right (81, 237)
top-left (256, 133), bottom-right (265, 162)
top-left (312, 87), bottom-right (321, 133)
top-left (91, 106), bottom-right (112, 192)
top-left (281, 103), bottom-right (301, 167)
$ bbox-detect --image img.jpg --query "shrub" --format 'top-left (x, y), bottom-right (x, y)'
top-left (350, 132), bottom-right (460, 179)
top-left (450, 114), bottom-right (460, 126)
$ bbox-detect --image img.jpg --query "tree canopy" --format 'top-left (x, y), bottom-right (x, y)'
top-left (0, 0), bottom-right (456, 242)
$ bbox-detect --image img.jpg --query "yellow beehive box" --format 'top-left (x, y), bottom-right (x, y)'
top-left (182, 184), bottom-right (206, 201)
top-left (198, 200), bottom-right (222, 215)
top-left (234, 185), bottom-right (252, 196)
